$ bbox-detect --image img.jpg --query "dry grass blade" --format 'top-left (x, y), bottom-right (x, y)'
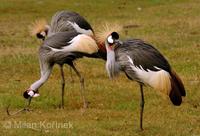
top-left (123, 24), bottom-right (140, 29)
top-left (6, 105), bottom-right (27, 116)
top-left (6, 97), bottom-right (32, 116)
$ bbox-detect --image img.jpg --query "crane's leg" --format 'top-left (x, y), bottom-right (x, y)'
top-left (26, 97), bottom-right (32, 109)
top-left (69, 66), bottom-right (74, 83)
top-left (70, 64), bottom-right (88, 109)
top-left (139, 84), bottom-right (145, 130)
top-left (60, 66), bottom-right (65, 109)
top-left (23, 96), bottom-right (32, 111)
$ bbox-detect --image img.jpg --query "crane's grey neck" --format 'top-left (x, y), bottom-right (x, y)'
top-left (105, 42), bottom-right (120, 79)
top-left (30, 62), bottom-right (52, 91)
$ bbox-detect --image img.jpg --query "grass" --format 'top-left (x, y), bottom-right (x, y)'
top-left (0, 0), bottom-right (200, 135)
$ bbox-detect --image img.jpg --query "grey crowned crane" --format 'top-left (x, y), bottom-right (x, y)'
top-left (24, 10), bottom-right (106, 109)
top-left (104, 32), bottom-right (186, 130)
top-left (7, 11), bottom-right (106, 115)
top-left (7, 31), bottom-right (100, 115)
top-left (22, 30), bottom-right (99, 110)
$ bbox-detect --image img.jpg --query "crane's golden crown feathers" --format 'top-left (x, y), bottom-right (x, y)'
top-left (29, 19), bottom-right (48, 36)
top-left (95, 23), bottom-right (122, 45)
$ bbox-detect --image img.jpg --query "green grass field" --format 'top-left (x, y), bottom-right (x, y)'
top-left (0, 0), bottom-right (200, 135)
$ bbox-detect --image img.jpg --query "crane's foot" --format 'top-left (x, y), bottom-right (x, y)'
top-left (83, 100), bottom-right (91, 109)
top-left (140, 126), bottom-right (144, 131)
top-left (83, 102), bottom-right (88, 109)
top-left (58, 103), bottom-right (64, 109)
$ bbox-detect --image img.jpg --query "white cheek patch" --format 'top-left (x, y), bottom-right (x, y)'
top-left (40, 31), bottom-right (46, 37)
top-left (28, 90), bottom-right (34, 97)
top-left (107, 36), bottom-right (114, 44)
top-left (28, 90), bottom-right (40, 97)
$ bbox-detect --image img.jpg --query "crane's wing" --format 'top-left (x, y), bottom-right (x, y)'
top-left (43, 31), bottom-right (98, 54)
top-left (49, 11), bottom-right (93, 36)
top-left (44, 31), bottom-right (78, 49)
top-left (115, 39), bottom-right (171, 73)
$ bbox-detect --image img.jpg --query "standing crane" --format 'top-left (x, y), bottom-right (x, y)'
top-left (7, 11), bottom-right (109, 115)
top-left (25, 11), bottom-right (106, 109)
top-left (22, 30), bottom-right (99, 110)
top-left (104, 32), bottom-right (186, 130)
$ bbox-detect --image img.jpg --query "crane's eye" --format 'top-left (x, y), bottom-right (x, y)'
top-left (107, 36), bottom-right (114, 45)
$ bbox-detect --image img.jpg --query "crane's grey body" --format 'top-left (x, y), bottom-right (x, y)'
top-left (106, 39), bottom-right (171, 82)
top-left (41, 32), bottom-right (81, 64)
top-left (38, 31), bottom-right (98, 68)
top-left (31, 31), bottom-right (79, 90)
top-left (113, 39), bottom-right (171, 82)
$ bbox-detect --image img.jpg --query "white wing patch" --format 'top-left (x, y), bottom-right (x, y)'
top-left (68, 21), bottom-right (94, 36)
top-left (127, 56), bottom-right (171, 95)
top-left (49, 34), bottom-right (99, 54)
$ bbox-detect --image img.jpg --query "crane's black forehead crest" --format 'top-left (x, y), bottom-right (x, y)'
top-left (111, 32), bottom-right (119, 40)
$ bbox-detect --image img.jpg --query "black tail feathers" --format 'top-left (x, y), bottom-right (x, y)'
top-left (169, 71), bottom-right (186, 106)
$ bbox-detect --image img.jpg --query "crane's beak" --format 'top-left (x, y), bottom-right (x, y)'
top-left (108, 43), bottom-right (116, 51)
top-left (109, 39), bottom-right (120, 50)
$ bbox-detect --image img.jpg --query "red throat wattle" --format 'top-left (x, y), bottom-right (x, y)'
top-left (98, 43), bottom-right (107, 52)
